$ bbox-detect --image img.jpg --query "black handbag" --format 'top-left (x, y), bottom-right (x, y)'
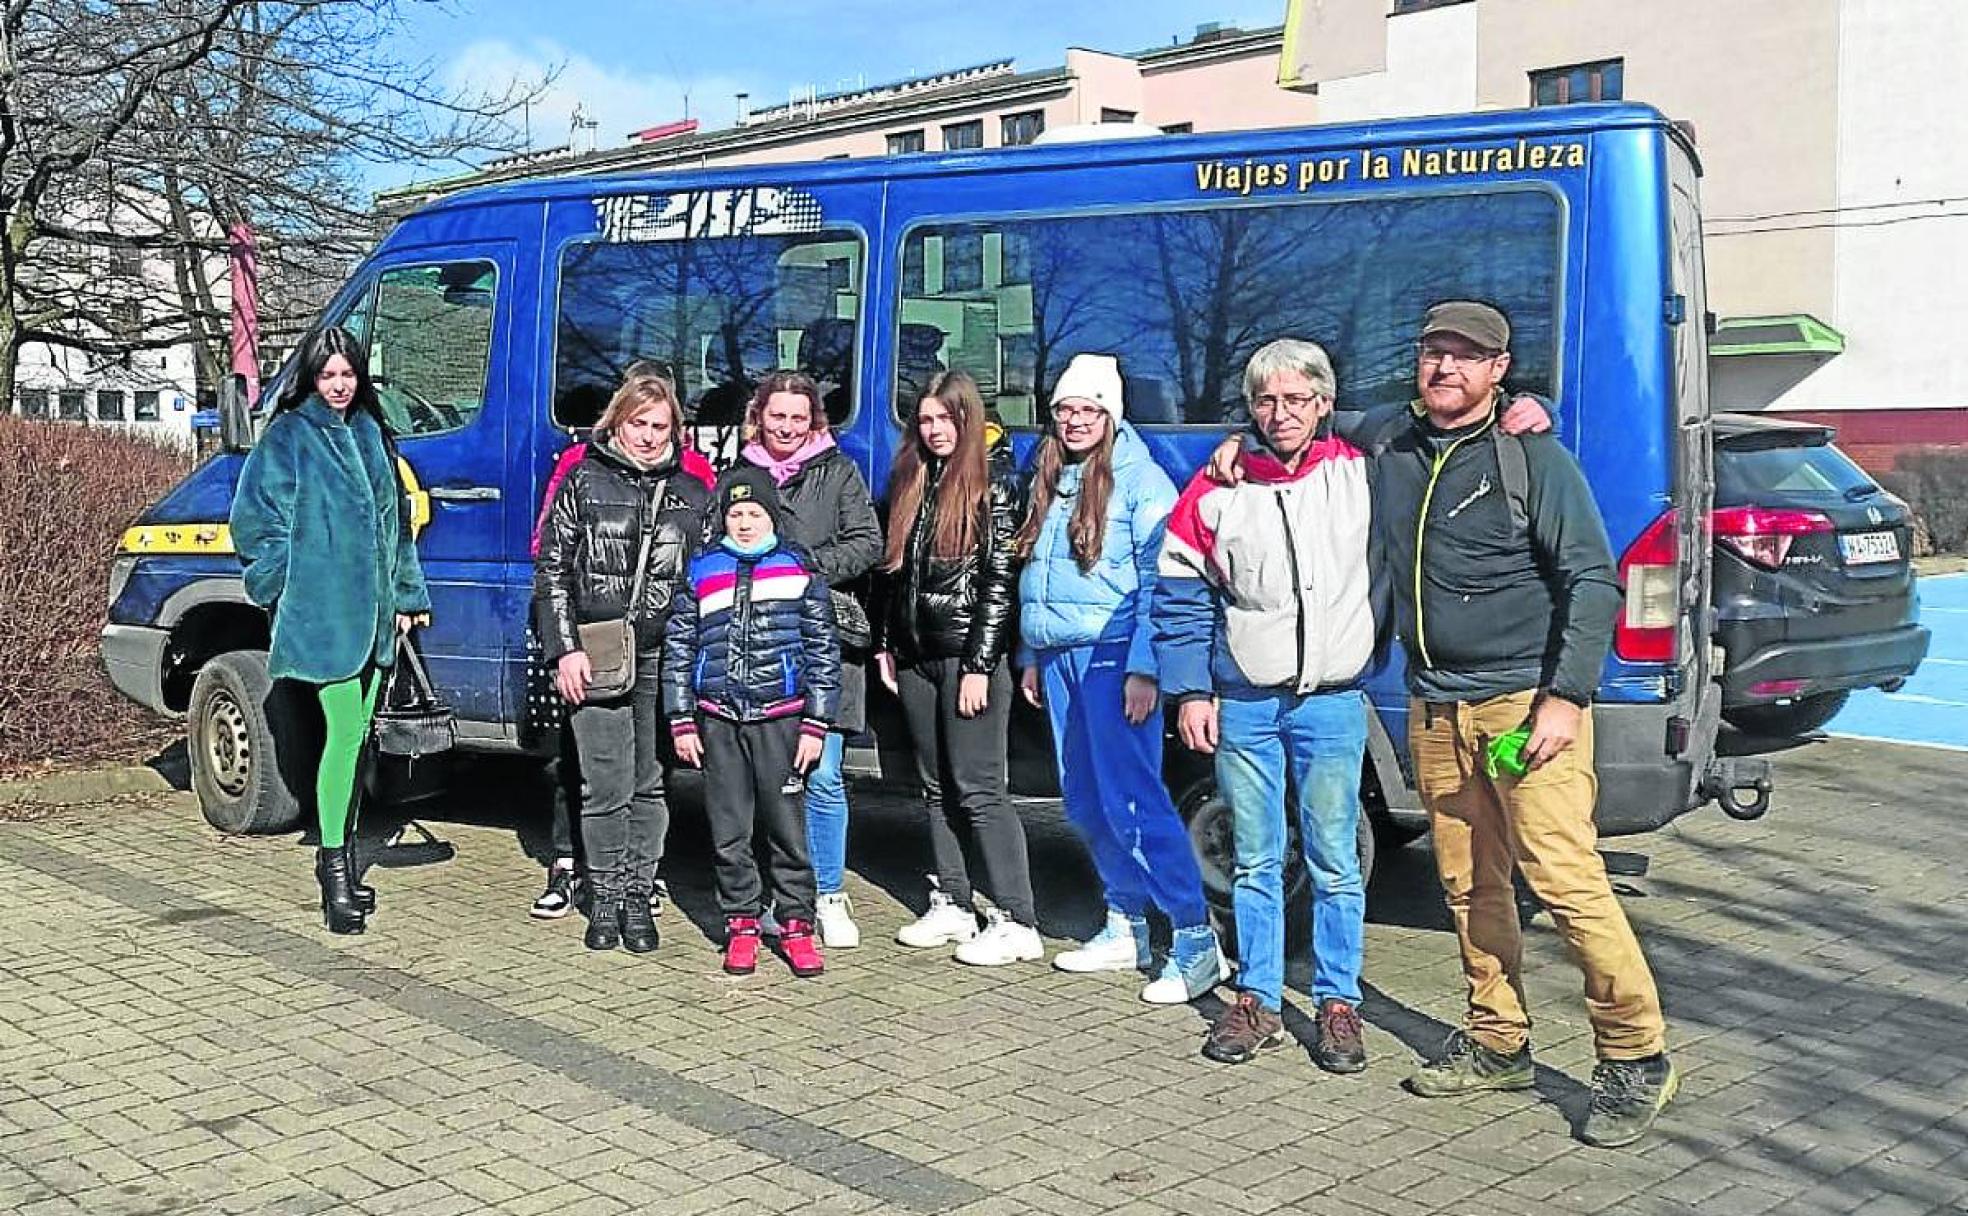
top-left (373, 634), bottom-right (457, 761)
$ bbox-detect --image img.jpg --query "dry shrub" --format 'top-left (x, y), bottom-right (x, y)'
top-left (0, 417), bottom-right (193, 773)
top-left (1879, 446), bottom-right (1968, 557)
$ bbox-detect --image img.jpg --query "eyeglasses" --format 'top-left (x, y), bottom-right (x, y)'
top-left (1251, 393), bottom-right (1323, 416)
top-left (1418, 345), bottom-right (1502, 367)
top-left (1052, 404), bottom-right (1106, 424)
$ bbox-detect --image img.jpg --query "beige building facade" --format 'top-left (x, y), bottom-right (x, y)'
top-left (1286, 0), bottom-right (1968, 456)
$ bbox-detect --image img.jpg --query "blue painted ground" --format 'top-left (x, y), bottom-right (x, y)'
top-left (1828, 572), bottom-right (1968, 751)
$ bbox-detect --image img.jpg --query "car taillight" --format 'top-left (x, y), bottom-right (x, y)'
top-left (1711, 506), bottom-right (1834, 569)
top-left (1617, 509), bottom-right (1679, 662)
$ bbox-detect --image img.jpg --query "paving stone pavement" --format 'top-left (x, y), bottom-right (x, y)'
top-left (2, 735), bottom-right (1965, 1216)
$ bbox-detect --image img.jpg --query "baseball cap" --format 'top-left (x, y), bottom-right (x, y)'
top-left (1421, 301), bottom-right (1510, 352)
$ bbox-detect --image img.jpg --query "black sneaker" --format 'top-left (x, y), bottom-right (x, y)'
top-left (530, 865), bottom-right (577, 920)
top-left (1580, 1054), bottom-right (1679, 1148)
top-left (584, 899), bottom-right (623, 951)
top-left (1404, 1030), bottom-right (1536, 1097)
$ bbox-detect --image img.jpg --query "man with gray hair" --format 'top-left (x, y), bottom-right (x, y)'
top-left (1153, 337), bottom-right (1382, 1072)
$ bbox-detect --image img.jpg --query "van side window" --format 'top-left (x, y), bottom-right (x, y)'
top-left (896, 191), bottom-right (1561, 427)
top-left (361, 261), bottom-right (498, 438)
top-left (553, 232), bottom-right (865, 434)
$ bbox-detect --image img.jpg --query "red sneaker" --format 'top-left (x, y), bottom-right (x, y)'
top-left (724, 916), bottom-right (761, 976)
top-left (778, 919), bottom-right (825, 978)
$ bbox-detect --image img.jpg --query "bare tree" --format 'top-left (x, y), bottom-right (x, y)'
top-left (0, 0), bottom-right (543, 411)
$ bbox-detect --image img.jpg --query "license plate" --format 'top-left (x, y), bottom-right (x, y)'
top-left (1839, 530), bottom-right (1901, 565)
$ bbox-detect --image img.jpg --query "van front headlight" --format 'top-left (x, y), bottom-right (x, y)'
top-left (107, 555), bottom-right (137, 614)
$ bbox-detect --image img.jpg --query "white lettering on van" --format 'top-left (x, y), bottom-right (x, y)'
top-left (594, 187), bottom-right (824, 242)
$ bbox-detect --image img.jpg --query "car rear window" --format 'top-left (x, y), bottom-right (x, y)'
top-left (1717, 440), bottom-right (1877, 501)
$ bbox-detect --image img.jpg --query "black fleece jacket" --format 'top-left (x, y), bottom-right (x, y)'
top-left (1354, 398), bottom-right (1621, 706)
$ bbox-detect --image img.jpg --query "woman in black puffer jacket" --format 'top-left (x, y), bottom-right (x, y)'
top-left (534, 373), bottom-right (711, 954)
top-left (875, 369), bottom-right (1038, 967)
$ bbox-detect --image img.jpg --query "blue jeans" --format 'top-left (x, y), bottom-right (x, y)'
top-left (1040, 642), bottom-right (1209, 929)
top-left (805, 732), bottom-right (848, 894)
top-left (1215, 689), bottom-right (1369, 1010)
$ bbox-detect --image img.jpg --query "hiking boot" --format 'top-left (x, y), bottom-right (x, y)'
top-left (584, 898), bottom-right (622, 951)
top-left (779, 919), bottom-right (825, 978)
top-left (1312, 999), bottom-right (1367, 1074)
top-left (815, 892), bottom-right (861, 949)
top-left (954, 911), bottom-right (1044, 966)
top-left (723, 917), bottom-right (762, 976)
top-left (1404, 1030), bottom-right (1535, 1097)
top-left (647, 878), bottom-right (669, 918)
top-left (620, 894), bottom-right (660, 954)
top-left (895, 890), bottom-right (978, 948)
top-left (1580, 1054), bottom-right (1679, 1149)
top-left (1053, 909), bottom-right (1149, 973)
top-left (1203, 993), bottom-right (1285, 1064)
top-left (530, 863), bottom-right (577, 920)
top-left (1140, 925), bottom-right (1231, 1005)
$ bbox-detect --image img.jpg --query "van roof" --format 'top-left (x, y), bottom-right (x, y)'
top-left (399, 102), bottom-right (1682, 221)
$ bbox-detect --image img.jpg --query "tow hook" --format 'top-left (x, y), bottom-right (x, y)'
top-left (1702, 757), bottom-right (1773, 821)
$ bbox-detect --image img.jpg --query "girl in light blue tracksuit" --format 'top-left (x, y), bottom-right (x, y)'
top-left (1014, 353), bottom-right (1227, 1005)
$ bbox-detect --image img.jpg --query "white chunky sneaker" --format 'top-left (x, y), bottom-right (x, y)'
top-left (954, 912), bottom-right (1045, 966)
top-left (1053, 909), bottom-right (1149, 973)
top-left (1139, 926), bottom-right (1233, 1005)
top-left (816, 891), bottom-right (861, 949)
top-left (895, 890), bottom-right (978, 947)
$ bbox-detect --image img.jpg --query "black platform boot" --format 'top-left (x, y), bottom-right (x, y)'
top-left (620, 891), bottom-right (660, 954)
top-left (342, 842), bottom-right (377, 915)
top-left (585, 895), bottom-right (623, 951)
top-left (316, 848), bottom-right (368, 935)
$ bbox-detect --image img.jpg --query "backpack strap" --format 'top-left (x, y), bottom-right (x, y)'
top-left (1493, 428), bottom-right (1531, 534)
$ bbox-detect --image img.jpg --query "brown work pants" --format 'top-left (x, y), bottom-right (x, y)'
top-left (1409, 690), bottom-right (1667, 1061)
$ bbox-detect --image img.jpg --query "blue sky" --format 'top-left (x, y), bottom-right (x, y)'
top-left (385, 2), bottom-right (1281, 186)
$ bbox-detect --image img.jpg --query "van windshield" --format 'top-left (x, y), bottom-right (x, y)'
top-left (555, 230), bottom-right (865, 431)
top-left (897, 189), bottom-right (1562, 426)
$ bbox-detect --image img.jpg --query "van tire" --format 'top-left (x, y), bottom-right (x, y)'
top-left (187, 650), bottom-right (306, 836)
top-left (1723, 690), bottom-right (1849, 738)
top-left (1177, 774), bottom-right (1376, 962)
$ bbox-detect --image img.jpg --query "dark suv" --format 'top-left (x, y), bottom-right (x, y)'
top-left (1712, 413), bottom-right (1930, 736)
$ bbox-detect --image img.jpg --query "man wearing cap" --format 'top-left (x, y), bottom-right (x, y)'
top-left (1382, 300), bottom-right (1676, 1148)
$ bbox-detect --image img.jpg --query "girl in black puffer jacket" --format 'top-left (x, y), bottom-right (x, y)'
top-left (533, 374), bottom-right (712, 954)
top-left (875, 369), bottom-right (1039, 967)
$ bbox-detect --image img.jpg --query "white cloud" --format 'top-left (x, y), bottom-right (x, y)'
top-left (444, 39), bottom-right (751, 152)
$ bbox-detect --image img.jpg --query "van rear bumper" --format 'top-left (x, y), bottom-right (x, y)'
top-left (1592, 701), bottom-right (1711, 837)
top-left (102, 624), bottom-right (172, 715)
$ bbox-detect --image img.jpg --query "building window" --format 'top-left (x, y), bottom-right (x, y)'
top-left (58, 390), bottom-right (86, 421)
top-left (134, 391), bottom-right (160, 421)
top-left (886, 129), bottom-right (925, 155)
top-left (1001, 109), bottom-right (1045, 147)
top-left (97, 390), bottom-right (126, 421)
top-left (943, 232), bottom-right (983, 294)
top-left (1531, 58), bottom-right (1623, 106)
top-left (1100, 108), bottom-right (1137, 124)
top-left (19, 389), bottom-right (48, 418)
top-left (1394, 0), bottom-right (1476, 12)
top-left (942, 119), bottom-right (983, 151)
top-left (1161, 122), bottom-right (1193, 135)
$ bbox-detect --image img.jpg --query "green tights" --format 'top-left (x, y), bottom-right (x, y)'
top-left (316, 669), bottom-right (381, 849)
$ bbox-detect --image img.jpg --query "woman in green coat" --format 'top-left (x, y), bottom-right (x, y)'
top-left (230, 327), bottom-right (431, 934)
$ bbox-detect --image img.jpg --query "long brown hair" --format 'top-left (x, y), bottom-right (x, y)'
top-left (883, 369), bottom-right (990, 571)
top-left (1016, 418), bottom-right (1116, 572)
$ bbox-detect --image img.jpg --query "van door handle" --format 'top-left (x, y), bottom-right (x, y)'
top-left (428, 486), bottom-right (501, 502)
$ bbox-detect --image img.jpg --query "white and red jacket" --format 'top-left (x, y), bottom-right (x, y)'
top-left (1152, 429), bottom-right (1381, 701)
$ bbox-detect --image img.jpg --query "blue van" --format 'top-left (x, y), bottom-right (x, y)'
top-left (101, 102), bottom-right (1770, 874)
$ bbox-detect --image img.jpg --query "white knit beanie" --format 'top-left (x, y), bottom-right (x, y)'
top-left (1049, 353), bottom-right (1125, 425)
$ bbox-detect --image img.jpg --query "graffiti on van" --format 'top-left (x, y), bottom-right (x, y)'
top-left (595, 187), bottom-right (825, 244)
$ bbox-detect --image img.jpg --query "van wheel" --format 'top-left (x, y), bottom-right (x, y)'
top-left (187, 651), bottom-right (306, 835)
top-left (1723, 690), bottom-right (1849, 738)
top-left (1176, 775), bottom-right (1376, 961)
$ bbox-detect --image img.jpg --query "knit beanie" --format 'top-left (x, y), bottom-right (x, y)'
top-left (717, 464), bottom-right (785, 535)
top-left (1049, 353), bottom-right (1125, 426)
